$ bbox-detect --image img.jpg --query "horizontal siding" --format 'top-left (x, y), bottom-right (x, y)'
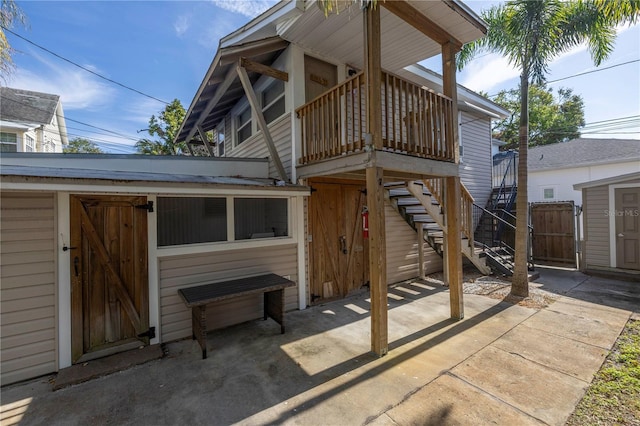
top-left (159, 244), bottom-right (299, 343)
top-left (459, 112), bottom-right (492, 212)
top-left (0, 192), bottom-right (57, 386)
top-left (226, 115), bottom-right (292, 180)
top-left (385, 203), bottom-right (442, 284)
top-left (583, 186), bottom-right (610, 268)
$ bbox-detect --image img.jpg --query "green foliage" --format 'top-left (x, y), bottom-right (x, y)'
top-left (63, 137), bottom-right (103, 154)
top-left (135, 99), bottom-right (187, 155)
top-left (492, 84), bottom-right (585, 149)
top-left (0, 0), bottom-right (27, 80)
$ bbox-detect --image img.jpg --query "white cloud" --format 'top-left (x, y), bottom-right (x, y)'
top-left (9, 51), bottom-right (116, 111)
top-left (459, 54), bottom-right (520, 93)
top-left (211, 0), bottom-right (275, 17)
top-left (174, 15), bottom-right (190, 37)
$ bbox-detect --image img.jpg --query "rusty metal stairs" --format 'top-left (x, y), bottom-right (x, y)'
top-left (384, 180), bottom-right (491, 275)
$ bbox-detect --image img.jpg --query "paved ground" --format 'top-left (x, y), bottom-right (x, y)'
top-left (1, 267), bottom-right (638, 425)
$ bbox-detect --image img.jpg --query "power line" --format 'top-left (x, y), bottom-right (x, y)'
top-left (2, 25), bottom-right (170, 105)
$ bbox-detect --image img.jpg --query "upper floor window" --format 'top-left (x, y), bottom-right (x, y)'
top-left (0, 132), bottom-right (17, 152)
top-left (216, 123), bottom-right (225, 157)
top-left (262, 79), bottom-right (285, 124)
top-left (25, 135), bottom-right (35, 152)
top-left (236, 106), bottom-right (252, 146)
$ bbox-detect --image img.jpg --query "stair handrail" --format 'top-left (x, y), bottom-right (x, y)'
top-left (424, 178), bottom-right (475, 247)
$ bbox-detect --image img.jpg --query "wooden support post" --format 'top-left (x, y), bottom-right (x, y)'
top-left (445, 176), bottom-right (463, 319)
top-left (442, 40), bottom-right (460, 163)
top-left (364, 4), bottom-right (387, 356)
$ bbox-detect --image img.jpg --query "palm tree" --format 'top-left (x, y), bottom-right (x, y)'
top-left (458, 0), bottom-right (639, 297)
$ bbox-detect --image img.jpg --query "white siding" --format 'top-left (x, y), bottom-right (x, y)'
top-left (159, 244), bottom-right (299, 343)
top-left (385, 203), bottom-right (442, 284)
top-left (226, 112), bottom-right (293, 180)
top-left (0, 192), bottom-right (57, 385)
top-left (459, 111), bottom-right (492, 210)
top-left (583, 186), bottom-right (610, 268)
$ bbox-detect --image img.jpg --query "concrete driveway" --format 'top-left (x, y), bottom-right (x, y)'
top-left (1, 267), bottom-right (638, 425)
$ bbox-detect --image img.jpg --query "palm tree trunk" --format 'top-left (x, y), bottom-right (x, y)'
top-left (511, 73), bottom-right (530, 297)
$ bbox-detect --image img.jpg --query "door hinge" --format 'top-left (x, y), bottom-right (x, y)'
top-left (136, 201), bottom-right (154, 212)
top-left (138, 327), bottom-right (155, 339)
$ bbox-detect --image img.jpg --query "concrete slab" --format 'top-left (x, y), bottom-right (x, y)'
top-left (372, 374), bottom-right (544, 426)
top-left (492, 323), bottom-right (609, 382)
top-left (531, 266), bottom-right (590, 295)
top-left (451, 345), bottom-right (589, 425)
top-left (546, 297), bottom-right (632, 328)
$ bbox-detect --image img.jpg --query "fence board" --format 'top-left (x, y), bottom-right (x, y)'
top-left (531, 202), bottom-right (576, 266)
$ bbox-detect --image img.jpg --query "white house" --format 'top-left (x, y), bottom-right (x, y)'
top-left (0, 87), bottom-right (69, 153)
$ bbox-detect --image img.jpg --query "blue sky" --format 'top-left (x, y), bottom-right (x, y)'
top-left (5, 1), bottom-right (639, 153)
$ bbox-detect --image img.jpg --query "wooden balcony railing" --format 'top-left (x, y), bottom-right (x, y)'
top-left (296, 71), bottom-right (456, 165)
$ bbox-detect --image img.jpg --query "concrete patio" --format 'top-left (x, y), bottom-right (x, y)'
top-left (1, 267), bottom-right (638, 425)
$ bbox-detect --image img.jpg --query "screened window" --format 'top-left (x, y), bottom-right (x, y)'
top-left (157, 197), bottom-right (227, 246)
top-left (234, 198), bottom-right (288, 240)
top-left (543, 188), bottom-right (555, 200)
top-left (236, 107), bottom-right (251, 145)
top-left (25, 135), bottom-right (35, 152)
top-left (0, 132), bottom-right (18, 153)
top-left (262, 80), bottom-right (285, 124)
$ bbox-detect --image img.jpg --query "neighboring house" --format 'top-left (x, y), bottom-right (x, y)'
top-left (0, 0), bottom-right (509, 385)
top-left (0, 87), bottom-right (69, 153)
top-left (528, 138), bottom-right (640, 205)
top-left (574, 172), bottom-right (640, 273)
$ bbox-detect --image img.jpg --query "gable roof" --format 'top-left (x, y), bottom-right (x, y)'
top-left (528, 138), bottom-right (640, 171)
top-left (0, 87), bottom-right (60, 126)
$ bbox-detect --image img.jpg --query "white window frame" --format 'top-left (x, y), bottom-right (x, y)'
top-left (542, 187), bottom-right (556, 200)
top-left (0, 132), bottom-right (18, 152)
top-left (25, 134), bottom-right (35, 152)
top-left (236, 105), bottom-right (252, 147)
top-left (261, 79), bottom-right (286, 125)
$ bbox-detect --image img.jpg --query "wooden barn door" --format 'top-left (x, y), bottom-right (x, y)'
top-left (531, 202), bottom-right (577, 267)
top-left (615, 187), bottom-right (640, 270)
top-left (308, 179), bottom-right (368, 304)
top-left (70, 195), bottom-right (150, 363)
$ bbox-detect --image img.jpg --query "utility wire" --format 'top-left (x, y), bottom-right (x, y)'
top-left (2, 25), bottom-right (170, 105)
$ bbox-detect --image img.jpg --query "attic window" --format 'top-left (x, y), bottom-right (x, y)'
top-left (262, 79), bottom-right (285, 124)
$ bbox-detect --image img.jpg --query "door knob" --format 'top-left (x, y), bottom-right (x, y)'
top-left (617, 233), bottom-right (624, 237)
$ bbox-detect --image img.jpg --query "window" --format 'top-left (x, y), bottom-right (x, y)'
top-left (157, 197), bottom-right (227, 246)
top-left (0, 132), bottom-right (18, 152)
top-left (262, 79), bottom-right (285, 124)
top-left (234, 198), bottom-right (288, 240)
top-left (25, 135), bottom-right (35, 152)
top-left (216, 123), bottom-right (225, 157)
top-left (543, 188), bottom-right (555, 200)
top-left (236, 107), bottom-right (251, 145)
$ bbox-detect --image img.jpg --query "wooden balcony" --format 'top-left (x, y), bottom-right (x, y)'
top-left (296, 71), bottom-right (456, 170)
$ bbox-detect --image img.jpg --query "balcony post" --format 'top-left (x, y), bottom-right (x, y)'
top-left (364, 2), bottom-right (387, 356)
top-left (442, 40), bottom-right (463, 319)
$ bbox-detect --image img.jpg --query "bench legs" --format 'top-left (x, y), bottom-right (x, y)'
top-left (192, 305), bottom-right (207, 359)
top-left (264, 289), bottom-right (286, 334)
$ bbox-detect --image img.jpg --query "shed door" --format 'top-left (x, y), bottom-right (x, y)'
top-left (615, 187), bottom-right (640, 270)
top-left (308, 180), bottom-right (368, 303)
top-left (70, 195), bottom-right (150, 363)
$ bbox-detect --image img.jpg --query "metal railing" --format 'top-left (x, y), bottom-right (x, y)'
top-left (296, 70), bottom-right (456, 165)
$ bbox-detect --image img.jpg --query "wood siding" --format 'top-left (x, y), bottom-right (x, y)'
top-left (159, 244), bottom-right (299, 343)
top-left (1, 192), bottom-right (57, 385)
top-left (226, 115), bottom-right (292, 180)
top-left (583, 185), bottom-right (610, 268)
top-left (459, 111), bottom-right (492, 213)
top-left (385, 203), bottom-right (442, 283)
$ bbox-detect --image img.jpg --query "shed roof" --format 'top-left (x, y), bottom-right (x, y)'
top-left (0, 87), bottom-right (60, 126)
top-left (528, 138), bottom-right (640, 171)
top-left (573, 171), bottom-right (640, 190)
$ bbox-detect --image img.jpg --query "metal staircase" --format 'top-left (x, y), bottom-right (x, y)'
top-left (385, 180), bottom-right (492, 275)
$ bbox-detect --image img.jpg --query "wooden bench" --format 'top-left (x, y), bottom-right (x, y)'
top-left (178, 273), bottom-right (296, 359)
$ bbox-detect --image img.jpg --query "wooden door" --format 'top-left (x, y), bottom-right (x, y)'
top-left (304, 55), bottom-right (337, 102)
top-left (615, 187), bottom-right (640, 270)
top-left (531, 202), bottom-right (577, 267)
top-left (70, 195), bottom-right (150, 362)
top-left (308, 179), bottom-right (368, 303)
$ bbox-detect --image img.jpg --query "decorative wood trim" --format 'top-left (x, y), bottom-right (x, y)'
top-left (237, 64), bottom-right (289, 182)
top-left (240, 57), bottom-right (289, 82)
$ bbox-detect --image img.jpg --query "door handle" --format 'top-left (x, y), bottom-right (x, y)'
top-left (339, 236), bottom-right (348, 254)
top-left (74, 256), bottom-right (79, 277)
top-left (618, 233), bottom-right (624, 237)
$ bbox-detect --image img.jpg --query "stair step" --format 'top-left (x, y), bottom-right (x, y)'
top-left (384, 182), bottom-right (407, 189)
top-left (403, 207), bottom-right (427, 214)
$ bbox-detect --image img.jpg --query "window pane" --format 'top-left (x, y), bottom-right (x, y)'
top-left (263, 80), bottom-right (284, 106)
top-left (263, 97), bottom-right (285, 124)
top-left (237, 124), bottom-right (251, 145)
top-left (543, 188), bottom-right (554, 199)
top-left (234, 198), bottom-right (288, 240)
top-left (238, 108), bottom-right (251, 127)
top-left (158, 197), bottom-right (227, 246)
top-left (0, 132), bottom-right (17, 143)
